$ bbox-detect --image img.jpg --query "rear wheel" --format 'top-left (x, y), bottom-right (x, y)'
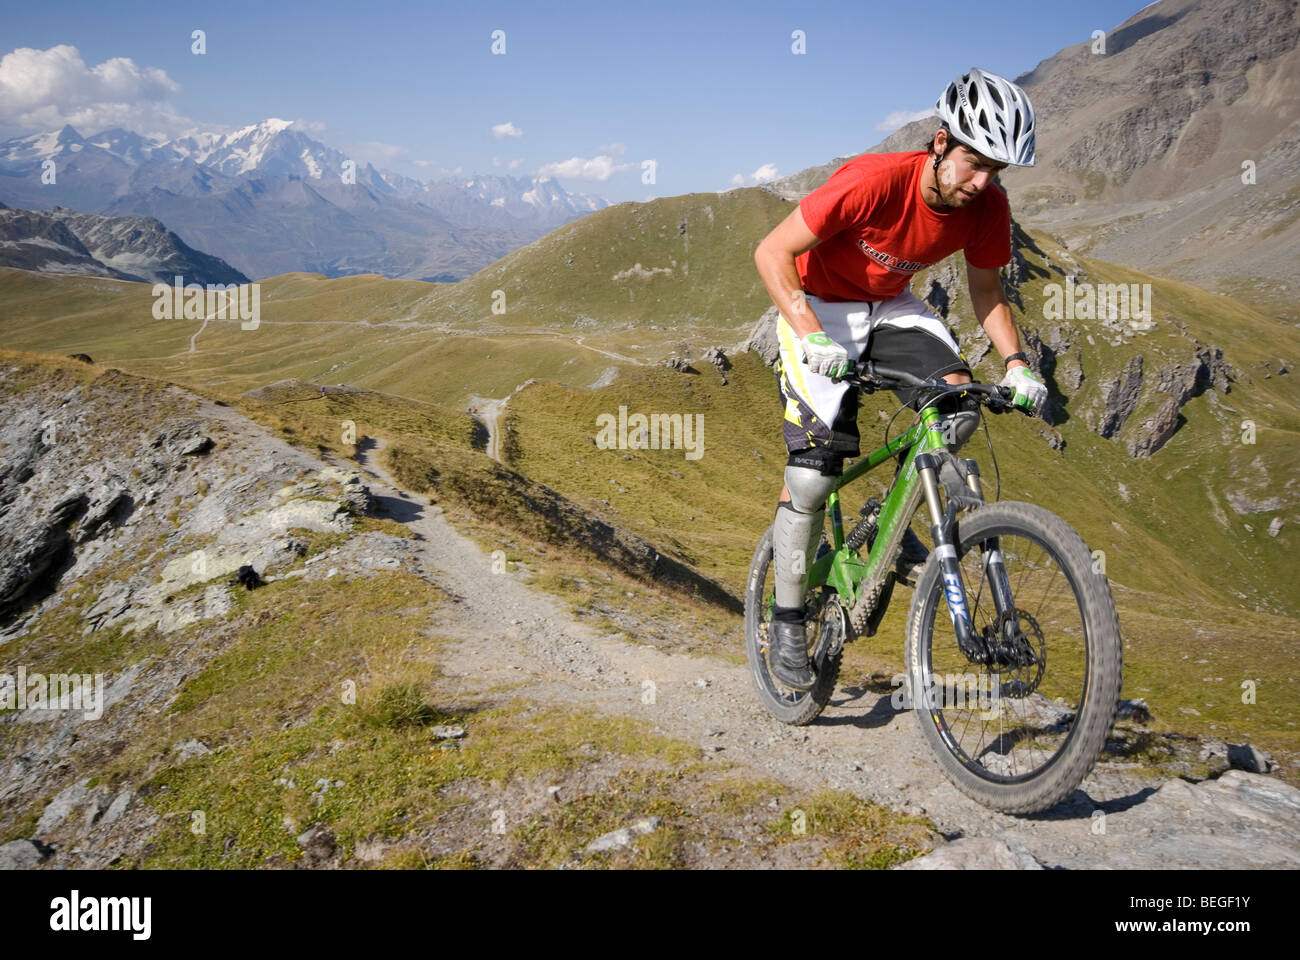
top-left (744, 525), bottom-right (843, 725)
top-left (904, 502), bottom-right (1122, 814)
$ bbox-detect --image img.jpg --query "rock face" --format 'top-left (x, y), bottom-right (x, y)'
top-left (1105, 771), bottom-right (1300, 869)
top-left (0, 363), bottom-right (374, 638)
top-left (1127, 397), bottom-right (1182, 458)
top-left (1157, 346), bottom-right (1233, 406)
top-left (0, 357), bottom-right (435, 868)
top-left (0, 205), bottom-right (249, 285)
top-left (897, 837), bottom-right (1044, 870)
top-left (1097, 355), bottom-right (1144, 438)
top-left (740, 306), bottom-right (782, 368)
top-left (704, 346), bottom-right (731, 383)
top-left (1115, 346), bottom-right (1234, 457)
top-left (0, 839), bottom-right (53, 869)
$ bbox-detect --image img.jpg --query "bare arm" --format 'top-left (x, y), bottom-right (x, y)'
top-left (967, 264), bottom-right (1028, 371)
top-left (754, 206), bottom-right (826, 340)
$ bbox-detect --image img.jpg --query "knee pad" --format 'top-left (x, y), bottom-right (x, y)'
top-left (783, 464), bottom-right (838, 514)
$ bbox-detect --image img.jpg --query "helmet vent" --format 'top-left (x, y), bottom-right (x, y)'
top-left (933, 68), bottom-right (1036, 166)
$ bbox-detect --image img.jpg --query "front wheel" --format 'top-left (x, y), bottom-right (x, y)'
top-left (744, 525), bottom-right (842, 725)
top-left (905, 501), bottom-right (1122, 814)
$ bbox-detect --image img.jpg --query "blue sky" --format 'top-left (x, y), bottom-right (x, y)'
top-left (1, 0), bottom-right (1155, 201)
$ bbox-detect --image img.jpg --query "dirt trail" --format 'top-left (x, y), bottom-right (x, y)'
top-left (216, 406), bottom-right (1298, 869)
top-left (467, 397), bottom-right (508, 463)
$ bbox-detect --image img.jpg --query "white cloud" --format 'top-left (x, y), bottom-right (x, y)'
top-left (492, 156), bottom-right (525, 170)
top-left (729, 163), bottom-right (779, 188)
top-left (875, 108), bottom-right (937, 133)
top-left (597, 141), bottom-right (627, 156)
top-left (0, 44), bottom-right (194, 138)
top-left (491, 121), bottom-right (523, 139)
top-left (291, 118), bottom-right (327, 136)
top-left (535, 153), bottom-right (637, 182)
top-left (412, 159), bottom-right (433, 167)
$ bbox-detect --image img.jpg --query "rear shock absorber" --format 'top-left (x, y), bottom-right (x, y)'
top-left (845, 497), bottom-right (881, 553)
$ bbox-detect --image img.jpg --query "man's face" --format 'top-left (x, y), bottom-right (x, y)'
top-left (933, 137), bottom-right (1007, 208)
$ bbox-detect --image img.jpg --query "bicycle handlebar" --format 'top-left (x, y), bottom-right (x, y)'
top-left (844, 361), bottom-right (1030, 414)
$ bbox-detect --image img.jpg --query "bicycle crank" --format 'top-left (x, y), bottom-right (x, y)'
top-left (814, 596), bottom-right (848, 667)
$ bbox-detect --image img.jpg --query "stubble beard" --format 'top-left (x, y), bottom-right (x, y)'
top-left (927, 161), bottom-right (969, 209)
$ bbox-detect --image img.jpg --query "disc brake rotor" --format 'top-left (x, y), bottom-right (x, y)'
top-left (983, 608), bottom-right (1046, 697)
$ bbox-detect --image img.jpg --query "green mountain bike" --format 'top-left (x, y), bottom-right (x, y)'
top-left (744, 362), bottom-right (1122, 814)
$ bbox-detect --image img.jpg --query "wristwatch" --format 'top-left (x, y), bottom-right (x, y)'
top-left (1004, 352), bottom-right (1029, 368)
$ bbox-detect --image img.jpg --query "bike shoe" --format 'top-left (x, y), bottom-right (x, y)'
top-left (769, 620), bottom-right (815, 691)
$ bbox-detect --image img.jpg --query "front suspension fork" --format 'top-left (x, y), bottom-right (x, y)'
top-left (915, 454), bottom-right (1015, 664)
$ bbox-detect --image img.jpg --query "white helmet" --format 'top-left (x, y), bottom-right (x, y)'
top-left (935, 68), bottom-right (1036, 167)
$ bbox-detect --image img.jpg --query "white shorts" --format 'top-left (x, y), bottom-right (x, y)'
top-left (775, 289), bottom-right (968, 461)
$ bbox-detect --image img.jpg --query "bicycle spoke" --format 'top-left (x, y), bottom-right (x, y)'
top-left (923, 522), bottom-right (1090, 784)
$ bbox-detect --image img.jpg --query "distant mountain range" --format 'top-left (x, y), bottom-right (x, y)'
top-left (0, 202), bottom-right (247, 285)
top-left (0, 119), bottom-right (608, 281)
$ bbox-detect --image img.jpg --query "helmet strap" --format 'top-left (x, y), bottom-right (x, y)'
top-left (932, 125), bottom-right (957, 173)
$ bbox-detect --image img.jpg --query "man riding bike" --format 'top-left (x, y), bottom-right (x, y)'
top-left (752, 68), bottom-right (1049, 691)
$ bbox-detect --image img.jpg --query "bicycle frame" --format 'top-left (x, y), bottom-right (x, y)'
top-left (803, 401), bottom-right (1011, 661)
top-left (806, 404), bottom-right (946, 601)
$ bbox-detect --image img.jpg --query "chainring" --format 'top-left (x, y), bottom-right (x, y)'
top-left (813, 594), bottom-right (848, 668)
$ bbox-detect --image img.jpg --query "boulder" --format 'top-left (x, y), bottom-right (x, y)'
top-left (896, 837), bottom-right (1043, 870)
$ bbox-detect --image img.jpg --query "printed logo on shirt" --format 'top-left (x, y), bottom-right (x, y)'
top-left (856, 239), bottom-right (931, 275)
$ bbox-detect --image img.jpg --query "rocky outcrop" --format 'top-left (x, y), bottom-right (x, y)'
top-left (897, 837), bottom-right (1044, 870)
top-left (0, 364), bottom-right (378, 640)
top-left (1225, 492), bottom-right (1284, 515)
top-left (0, 406), bottom-right (217, 621)
top-left (0, 838), bottom-right (53, 869)
top-left (1097, 354), bottom-right (1144, 438)
top-left (1157, 345), bottom-right (1233, 405)
top-left (921, 260), bottom-right (962, 319)
top-left (1121, 345), bottom-right (1234, 457)
top-left (740, 306), bottom-right (782, 368)
top-left (1128, 397), bottom-right (1182, 458)
top-left (0, 205), bottom-right (248, 285)
top-left (703, 346), bottom-right (731, 384)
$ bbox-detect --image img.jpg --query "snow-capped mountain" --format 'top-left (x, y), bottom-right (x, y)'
top-left (167, 119), bottom-right (348, 181)
top-left (0, 119), bottom-right (611, 280)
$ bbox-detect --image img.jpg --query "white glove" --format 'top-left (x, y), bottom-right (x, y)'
top-left (800, 331), bottom-right (852, 381)
top-left (1001, 365), bottom-right (1048, 416)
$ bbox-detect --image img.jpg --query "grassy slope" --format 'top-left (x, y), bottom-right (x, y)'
top-left (1, 181), bottom-right (1296, 760)
top-left (0, 353), bottom-right (934, 868)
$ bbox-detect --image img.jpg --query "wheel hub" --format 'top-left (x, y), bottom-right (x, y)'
top-left (982, 608), bottom-right (1045, 695)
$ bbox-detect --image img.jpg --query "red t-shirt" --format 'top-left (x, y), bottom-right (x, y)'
top-left (796, 151), bottom-right (1011, 302)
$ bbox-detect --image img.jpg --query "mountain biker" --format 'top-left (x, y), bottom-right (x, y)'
top-left (752, 68), bottom-right (1049, 691)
